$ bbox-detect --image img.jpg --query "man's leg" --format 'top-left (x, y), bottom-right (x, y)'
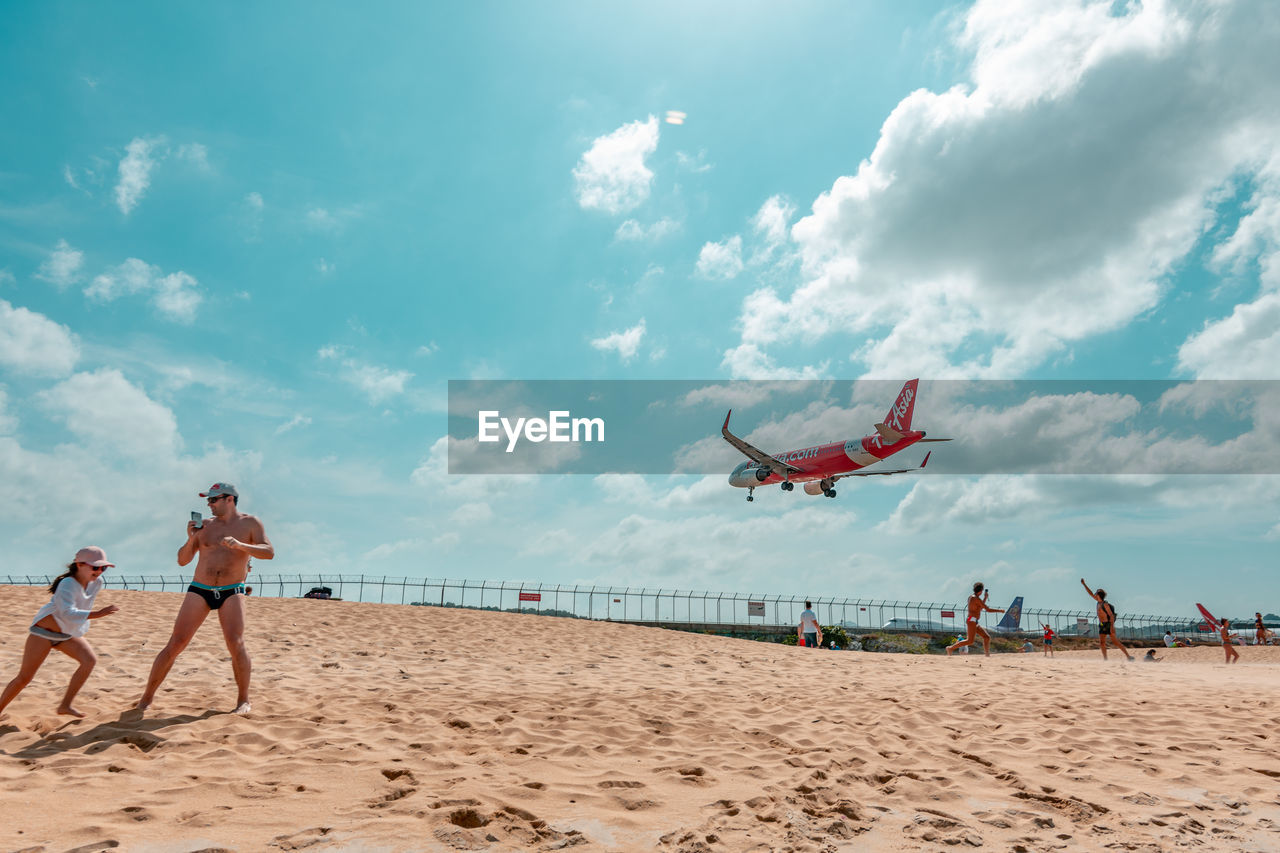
top-left (978, 626), bottom-right (992, 656)
top-left (53, 637), bottom-right (97, 717)
top-left (217, 594), bottom-right (251, 713)
top-left (137, 593), bottom-right (210, 710)
top-left (1108, 630), bottom-right (1133, 661)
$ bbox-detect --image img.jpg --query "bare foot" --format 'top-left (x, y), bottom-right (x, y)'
top-left (56, 705), bottom-right (85, 718)
top-left (233, 701), bottom-right (251, 716)
top-left (135, 698), bottom-right (152, 711)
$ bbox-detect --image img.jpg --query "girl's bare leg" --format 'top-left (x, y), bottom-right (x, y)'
top-left (0, 635), bottom-right (56, 716)
top-left (53, 638), bottom-right (97, 717)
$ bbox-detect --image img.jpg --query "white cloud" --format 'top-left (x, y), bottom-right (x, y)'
top-left (0, 300), bottom-right (79, 376)
top-left (751, 195), bottom-right (794, 248)
top-left (1178, 157), bottom-right (1280, 379)
top-left (696, 236), bottom-right (744, 280)
top-left (275, 414), bottom-right (312, 435)
top-left (86, 258), bottom-right (202, 323)
top-left (573, 116), bottom-right (660, 215)
top-left (449, 501), bottom-right (494, 526)
top-left (37, 369), bottom-right (180, 460)
top-left (115, 136), bottom-right (165, 214)
top-left (614, 217), bottom-right (680, 242)
top-left (347, 363), bottom-right (412, 403)
top-left (0, 270), bottom-right (12, 287)
top-left (676, 150), bottom-right (712, 173)
top-left (317, 347), bottom-right (412, 404)
top-left (177, 142), bottom-right (210, 171)
top-left (36, 239), bottom-right (84, 289)
top-left (305, 205), bottom-right (363, 232)
top-left (1178, 292), bottom-right (1280, 379)
top-left (590, 318), bottom-right (646, 362)
top-left (726, 0), bottom-right (1280, 378)
top-left (0, 387), bottom-right (16, 434)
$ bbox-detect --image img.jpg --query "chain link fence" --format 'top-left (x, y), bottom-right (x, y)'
top-left (1, 574), bottom-right (1219, 641)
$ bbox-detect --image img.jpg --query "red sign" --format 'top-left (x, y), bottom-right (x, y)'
top-left (519, 592), bottom-right (541, 602)
top-left (940, 610), bottom-right (955, 618)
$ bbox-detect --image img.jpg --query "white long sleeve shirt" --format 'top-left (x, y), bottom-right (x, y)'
top-left (31, 576), bottom-right (104, 637)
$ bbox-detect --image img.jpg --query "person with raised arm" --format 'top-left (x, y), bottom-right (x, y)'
top-left (1080, 578), bottom-right (1134, 662)
top-left (946, 582), bottom-right (1004, 657)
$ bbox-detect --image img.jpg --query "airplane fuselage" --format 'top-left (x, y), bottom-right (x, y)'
top-left (728, 430), bottom-right (925, 489)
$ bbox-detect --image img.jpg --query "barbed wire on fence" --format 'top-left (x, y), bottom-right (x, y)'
top-left (0, 574), bottom-right (1219, 640)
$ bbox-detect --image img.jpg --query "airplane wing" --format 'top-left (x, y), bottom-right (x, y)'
top-left (831, 451), bottom-right (933, 481)
top-left (722, 411), bottom-right (802, 477)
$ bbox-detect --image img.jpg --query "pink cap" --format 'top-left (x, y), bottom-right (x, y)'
top-left (74, 546), bottom-right (115, 568)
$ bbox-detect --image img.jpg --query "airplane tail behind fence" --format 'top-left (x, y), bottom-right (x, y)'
top-left (996, 596), bottom-right (1024, 631)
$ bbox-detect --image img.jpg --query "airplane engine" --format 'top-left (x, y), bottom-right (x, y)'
top-left (754, 467), bottom-right (770, 482)
top-left (803, 482), bottom-right (826, 496)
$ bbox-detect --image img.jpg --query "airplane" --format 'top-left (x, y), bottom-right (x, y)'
top-left (723, 379), bottom-right (951, 501)
top-left (992, 596), bottom-right (1024, 633)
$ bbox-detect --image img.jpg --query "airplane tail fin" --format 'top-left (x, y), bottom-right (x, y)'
top-left (882, 379), bottom-right (919, 433)
top-left (996, 596), bottom-right (1024, 631)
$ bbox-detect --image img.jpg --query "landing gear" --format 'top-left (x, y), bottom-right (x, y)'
top-left (820, 478), bottom-right (836, 498)
top-left (824, 488), bottom-right (837, 498)
top-left (747, 487), bottom-right (754, 502)
top-left (781, 481), bottom-right (794, 492)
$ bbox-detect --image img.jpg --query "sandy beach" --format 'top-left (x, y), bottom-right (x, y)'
top-left (1, 584), bottom-right (1277, 852)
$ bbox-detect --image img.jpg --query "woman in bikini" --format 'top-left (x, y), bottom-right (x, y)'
top-left (0, 547), bottom-right (120, 718)
top-left (946, 582), bottom-right (1004, 656)
top-left (1080, 578), bottom-right (1134, 661)
top-left (1220, 619), bottom-right (1240, 663)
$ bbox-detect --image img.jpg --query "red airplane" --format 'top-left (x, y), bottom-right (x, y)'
top-left (723, 379), bottom-right (951, 502)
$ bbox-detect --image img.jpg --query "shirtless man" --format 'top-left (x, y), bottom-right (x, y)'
top-left (137, 483), bottom-right (274, 714)
top-left (1257, 613), bottom-right (1268, 646)
top-left (1080, 578), bottom-right (1134, 662)
top-left (946, 582), bottom-right (1004, 656)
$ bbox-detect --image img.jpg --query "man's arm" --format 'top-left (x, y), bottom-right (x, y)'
top-left (1079, 578), bottom-right (1097, 601)
top-left (223, 516), bottom-right (275, 560)
top-left (178, 522), bottom-right (200, 566)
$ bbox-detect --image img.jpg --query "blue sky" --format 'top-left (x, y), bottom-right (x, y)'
top-left (1, 0), bottom-right (1277, 619)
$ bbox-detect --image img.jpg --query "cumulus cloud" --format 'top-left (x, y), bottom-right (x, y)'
top-left (724, 0), bottom-right (1280, 378)
top-left (0, 300), bottom-right (79, 376)
top-left (590, 318), bottom-right (646, 362)
top-left (615, 217), bottom-right (680, 242)
top-left (176, 142), bottom-right (210, 170)
top-left (115, 136), bottom-right (165, 214)
top-left (36, 240), bottom-right (85, 289)
top-left (86, 258), bottom-right (202, 323)
top-left (37, 369), bottom-right (180, 459)
top-left (696, 236), bottom-right (744, 280)
top-left (317, 346), bottom-right (412, 404)
top-left (1179, 156), bottom-right (1280, 378)
top-left (573, 116), bottom-right (660, 215)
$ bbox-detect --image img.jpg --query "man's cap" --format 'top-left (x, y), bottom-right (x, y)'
top-left (74, 546), bottom-right (115, 567)
top-left (199, 482), bottom-right (239, 498)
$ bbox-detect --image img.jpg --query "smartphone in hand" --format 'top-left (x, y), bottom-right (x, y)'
top-left (191, 511), bottom-right (203, 529)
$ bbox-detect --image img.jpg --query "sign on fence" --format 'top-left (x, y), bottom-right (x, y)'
top-left (1077, 617), bottom-right (1090, 632)
top-left (940, 610), bottom-right (955, 618)
top-left (519, 592), bottom-right (541, 602)
top-left (748, 601), bottom-right (766, 617)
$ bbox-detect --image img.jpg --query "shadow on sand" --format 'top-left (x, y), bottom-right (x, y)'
top-left (6, 708), bottom-right (223, 759)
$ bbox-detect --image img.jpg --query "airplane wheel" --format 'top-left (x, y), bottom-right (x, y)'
top-left (825, 489), bottom-right (837, 498)
top-left (782, 482), bottom-right (793, 491)
top-left (747, 495), bottom-right (754, 502)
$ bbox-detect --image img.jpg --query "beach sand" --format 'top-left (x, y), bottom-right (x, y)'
top-left (1, 584), bottom-right (1277, 852)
